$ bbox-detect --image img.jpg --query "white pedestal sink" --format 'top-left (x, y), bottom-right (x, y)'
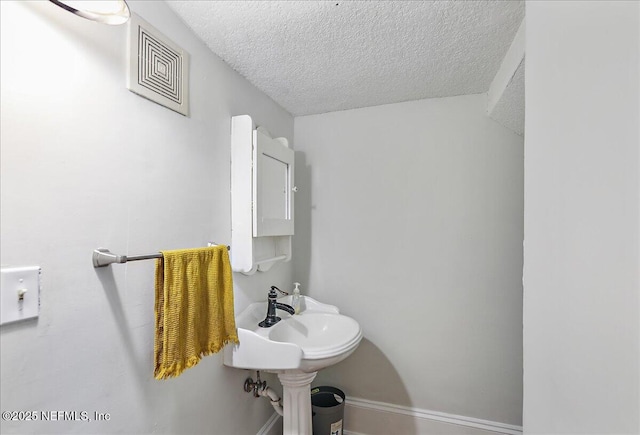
top-left (224, 296), bottom-right (363, 435)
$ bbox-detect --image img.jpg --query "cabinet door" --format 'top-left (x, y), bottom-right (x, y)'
top-left (253, 127), bottom-right (295, 237)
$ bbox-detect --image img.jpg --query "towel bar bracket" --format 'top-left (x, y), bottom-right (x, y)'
top-left (93, 248), bottom-right (128, 268)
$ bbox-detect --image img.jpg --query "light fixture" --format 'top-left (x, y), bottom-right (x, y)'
top-left (49, 0), bottom-right (130, 25)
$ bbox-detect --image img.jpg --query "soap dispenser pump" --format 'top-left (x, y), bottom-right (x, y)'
top-left (292, 282), bottom-right (301, 314)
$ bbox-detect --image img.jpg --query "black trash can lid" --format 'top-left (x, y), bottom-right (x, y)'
top-left (311, 386), bottom-right (345, 408)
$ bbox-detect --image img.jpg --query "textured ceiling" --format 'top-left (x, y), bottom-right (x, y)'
top-left (167, 0), bottom-right (525, 116)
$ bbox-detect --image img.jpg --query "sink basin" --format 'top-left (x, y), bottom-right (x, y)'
top-left (223, 296), bottom-right (362, 373)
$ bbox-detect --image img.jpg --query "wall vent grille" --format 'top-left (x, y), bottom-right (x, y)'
top-left (128, 14), bottom-right (189, 116)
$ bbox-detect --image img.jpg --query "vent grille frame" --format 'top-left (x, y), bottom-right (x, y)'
top-left (127, 14), bottom-right (189, 116)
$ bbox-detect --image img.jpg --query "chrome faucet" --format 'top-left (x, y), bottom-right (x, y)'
top-left (259, 286), bottom-right (295, 328)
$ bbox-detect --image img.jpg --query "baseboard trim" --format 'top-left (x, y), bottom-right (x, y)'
top-left (345, 397), bottom-right (523, 435)
top-left (256, 411), bottom-right (280, 435)
top-left (256, 399), bottom-right (522, 435)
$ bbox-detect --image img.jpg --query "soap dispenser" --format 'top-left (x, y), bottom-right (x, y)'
top-left (292, 282), bottom-right (301, 314)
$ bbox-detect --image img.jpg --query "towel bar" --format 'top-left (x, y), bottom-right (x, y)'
top-left (92, 244), bottom-right (230, 268)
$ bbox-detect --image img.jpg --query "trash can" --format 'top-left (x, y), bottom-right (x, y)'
top-left (311, 386), bottom-right (345, 435)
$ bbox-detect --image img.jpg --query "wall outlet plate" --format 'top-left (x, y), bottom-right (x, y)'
top-left (1, 266), bottom-right (40, 325)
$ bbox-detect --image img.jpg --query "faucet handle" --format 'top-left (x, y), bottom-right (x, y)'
top-left (270, 285), bottom-right (289, 296)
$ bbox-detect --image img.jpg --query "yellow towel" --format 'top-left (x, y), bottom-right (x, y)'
top-left (154, 246), bottom-right (238, 380)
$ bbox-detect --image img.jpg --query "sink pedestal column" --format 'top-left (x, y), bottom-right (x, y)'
top-left (278, 371), bottom-right (317, 435)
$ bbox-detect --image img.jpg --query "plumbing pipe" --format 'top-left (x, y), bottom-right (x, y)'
top-left (259, 386), bottom-right (284, 417)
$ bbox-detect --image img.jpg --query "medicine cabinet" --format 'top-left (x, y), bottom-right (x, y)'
top-left (231, 115), bottom-right (295, 274)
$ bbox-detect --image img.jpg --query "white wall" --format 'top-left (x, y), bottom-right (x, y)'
top-left (0, 1), bottom-right (292, 434)
top-left (523, 1), bottom-right (640, 434)
top-left (293, 94), bottom-right (524, 425)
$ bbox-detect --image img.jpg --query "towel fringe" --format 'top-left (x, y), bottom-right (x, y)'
top-left (154, 335), bottom-right (239, 380)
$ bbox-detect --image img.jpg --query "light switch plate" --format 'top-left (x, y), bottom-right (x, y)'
top-left (1, 266), bottom-right (40, 325)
